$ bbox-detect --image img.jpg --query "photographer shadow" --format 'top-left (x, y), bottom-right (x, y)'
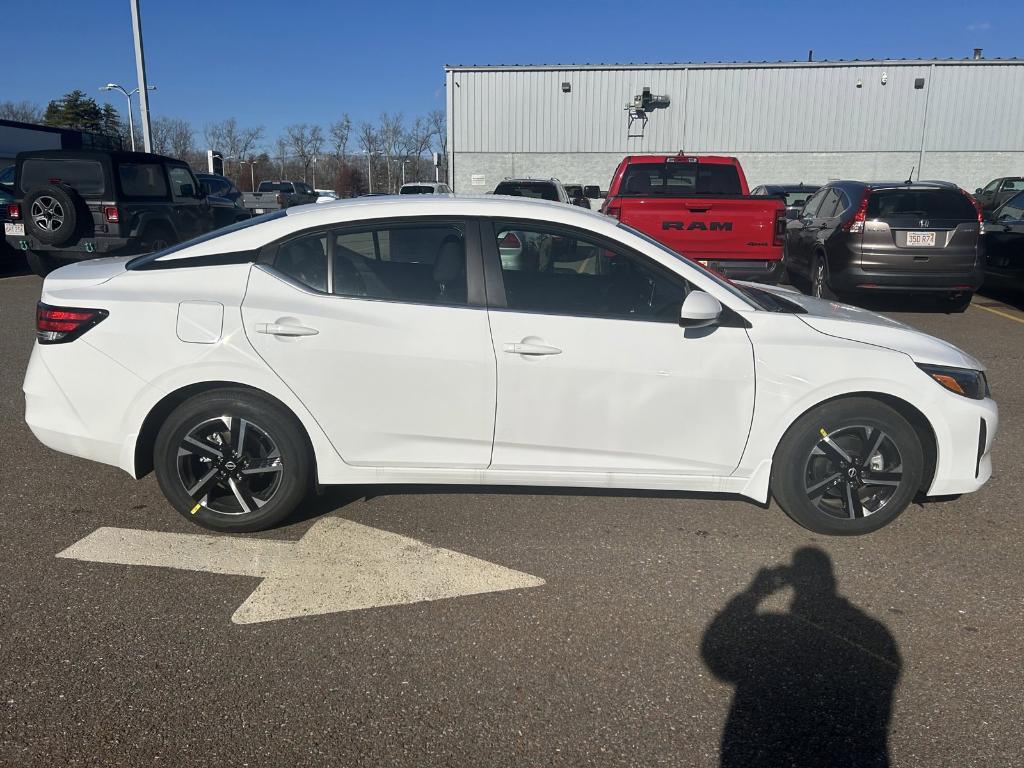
top-left (701, 548), bottom-right (901, 768)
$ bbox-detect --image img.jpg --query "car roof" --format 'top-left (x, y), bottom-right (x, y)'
top-left (496, 178), bottom-right (559, 184)
top-left (828, 180), bottom-right (962, 191)
top-left (623, 154), bottom-right (739, 165)
top-left (15, 148), bottom-right (182, 164)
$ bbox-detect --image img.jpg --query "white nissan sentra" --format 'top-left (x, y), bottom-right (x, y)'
top-left (24, 196), bottom-right (997, 535)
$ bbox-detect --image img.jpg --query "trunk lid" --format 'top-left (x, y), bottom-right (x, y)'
top-left (43, 256), bottom-right (131, 293)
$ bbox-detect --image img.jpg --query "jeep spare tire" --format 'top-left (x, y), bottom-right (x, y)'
top-left (24, 184), bottom-right (80, 247)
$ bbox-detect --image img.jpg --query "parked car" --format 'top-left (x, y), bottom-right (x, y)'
top-left (399, 182), bottom-right (452, 195)
top-left (195, 172), bottom-right (251, 229)
top-left (562, 184), bottom-right (592, 209)
top-left (982, 189), bottom-right (1024, 292)
top-left (315, 189), bottom-right (339, 204)
top-left (4, 149), bottom-right (218, 276)
top-left (784, 181), bottom-right (983, 310)
top-left (24, 196), bottom-right (996, 537)
top-left (242, 180), bottom-right (318, 214)
top-left (752, 183), bottom-right (820, 220)
top-left (601, 154), bottom-right (787, 283)
top-left (493, 178), bottom-right (571, 204)
top-left (974, 177), bottom-right (1024, 216)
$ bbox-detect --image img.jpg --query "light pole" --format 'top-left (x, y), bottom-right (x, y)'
top-left (366, 152), bottom-right (376, 194)
top-left (312, 155), bottom-right (317, 188)
top-left (100, 83), bottom-right (156, 151)
top-left (402, 159), bottom-right (412, 187)
top-left (237, 159), bottom-right (256, 192)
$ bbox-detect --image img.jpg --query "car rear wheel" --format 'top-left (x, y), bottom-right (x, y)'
top-left (944, 292), bottom-right (973, 313)
top-left (154, 389), bottom-right (312, 532)
top-left (770, 397), bottom-right (924, 535)
top-left (811, 254), bottom-right (837, 300)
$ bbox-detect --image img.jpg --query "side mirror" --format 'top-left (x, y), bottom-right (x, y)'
top-left (786, 207), bottom-right (801, 220)
top-left (975, 188), bottom-right (983, 194)
top-left (178, 183), bottom-right (195, 198)
top-left (679, 291), bottom-right (723, 328)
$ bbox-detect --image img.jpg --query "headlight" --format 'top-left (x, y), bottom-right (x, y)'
top-left (917, 364), bottom-right (990, 400)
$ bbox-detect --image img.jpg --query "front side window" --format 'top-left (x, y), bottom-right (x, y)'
top-left (118, 162), bottom-right (168, 198)
top-left (274, 233), bottom-right (328, 292)
top-left (801, 187), bottom-right (829, 218)
top-left (996, 191), bottom-right (1024, 221)
top-left (493, 223), bottom-right (685, 321)
top-left (167, 166), bottom-right (197, 198)
top-left (983, 179), bottom-right (1001, 193)
top-left (333, 223), bottom-right (467, 305)
top-left (22, 159), bottom-right (105, 196)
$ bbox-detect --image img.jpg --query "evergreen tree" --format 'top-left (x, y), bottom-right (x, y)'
top-left (43, 90), bottom-right (104, 133)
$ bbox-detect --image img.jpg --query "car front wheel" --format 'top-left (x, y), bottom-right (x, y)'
top-left (770, 397), bottom-right (924, 535)
top-left (154, 389), bottom-right (312, 531)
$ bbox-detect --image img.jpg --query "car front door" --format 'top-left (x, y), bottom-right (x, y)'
top-left (977, 179), bottom-right (1001, 213)
top-left (167, 165), bottom-right (212, 238)
top-left (482, 220), bottom-right (755, 476)
top-left (786, 187), bottom-right (828, 276)
top-left (985, 193), bottom-right (1024, 280)
top-left (241, 219), bottom-right (497, 468)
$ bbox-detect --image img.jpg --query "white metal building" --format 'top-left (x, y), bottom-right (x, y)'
top-left (444, 59), bottom-right (1024, 195)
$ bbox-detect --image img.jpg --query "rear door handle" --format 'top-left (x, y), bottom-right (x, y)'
top-left (256, 322), bottom-right (319, 337)
top-left (503, 342), bottom-right (562, 356)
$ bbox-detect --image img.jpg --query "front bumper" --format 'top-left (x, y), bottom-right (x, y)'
top-left (829, 264), bottom-right (985, 294)
top-left (926, 394), bottom-right (998, 497)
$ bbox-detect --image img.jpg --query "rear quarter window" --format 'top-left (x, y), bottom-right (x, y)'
top-left (20, 159), bottom-right (105, 196)
top-left (118, 163), bottom-right (169, 198)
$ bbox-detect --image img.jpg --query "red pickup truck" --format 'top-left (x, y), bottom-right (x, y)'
top-left (600, 154), bottom-right (786, 283)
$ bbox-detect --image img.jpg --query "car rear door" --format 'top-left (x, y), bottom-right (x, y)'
top-left (241, 218), bottom-right (497, 468)
top-left (860, 188), bottom-right (979, 274)
top-left (482, 219), bottom-right (755, 476)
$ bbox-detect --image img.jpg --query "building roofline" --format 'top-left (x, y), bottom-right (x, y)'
top-left (445, 58), bottom-right (1022, 72)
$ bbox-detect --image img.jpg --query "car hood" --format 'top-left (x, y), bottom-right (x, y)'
top-left (740, 282), bottom-right (985, 370)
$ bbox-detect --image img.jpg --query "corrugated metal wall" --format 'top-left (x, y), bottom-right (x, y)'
top-left (447, 62), bottom-right (1024, 155)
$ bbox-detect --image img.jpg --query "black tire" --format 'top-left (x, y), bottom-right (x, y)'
top-left (154, 389), bottom-right (313, 532)
top-left (139, 223), bottom-right (175, 254)
top-left (23, 184), bottom-right (80, 246)
top-left (770, 397), bottom-right (924, 535)
top-left (25, 249), bottom-right (68, 277)
top-left (810, 252), bottom-right (837, 300)
top-left (944, 292), bottom-right (973, 313)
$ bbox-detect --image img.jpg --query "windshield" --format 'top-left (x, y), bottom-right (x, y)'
top-left (127, 210), bottom-right (287, 269)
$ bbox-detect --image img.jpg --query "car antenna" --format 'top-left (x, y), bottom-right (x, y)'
top-left (906, 166), bottom-right (915, 183)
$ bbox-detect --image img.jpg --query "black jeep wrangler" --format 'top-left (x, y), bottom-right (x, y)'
top-left (4, 149), bottom-right (230, 276)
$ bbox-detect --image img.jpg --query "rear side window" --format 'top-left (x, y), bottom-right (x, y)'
top-left (867, 190), bottom-right (976, 221)
top-left (494, 182), bottom-right (559, 201)
top-left (274, 233), bottom-right (328, 292)
top-left (118, 163), bottom-right (168, 198)
top-left (619, 162), bottom-right (742, 196)
top-left (1001, 179), bottom-right (1024, 192)
top-left (21, 159), bottom-right (105, 196)
top-left (333, 223), bottom-right (467, 305)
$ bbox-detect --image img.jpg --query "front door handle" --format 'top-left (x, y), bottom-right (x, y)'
top-left (503, 341), bottom-right (562, 356)
top-left (256, 322), bottom-right (319, 337)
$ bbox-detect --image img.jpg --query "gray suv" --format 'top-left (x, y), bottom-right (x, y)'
top-left (784, 181), bottom-right (983, 310)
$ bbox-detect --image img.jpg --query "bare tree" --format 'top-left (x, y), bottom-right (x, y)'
top-left (329, 115), bottom-right (352, 161)
top-left (150, 117), bottom-right (194, 160)
top-left (0, 100), bottom-right (44, 124)
top-left (284, 123), bottom-right (324, 182)
top-left (376, 112), bottom-right (405, 192)
top-left (203, 117), bottom-right (264, 163)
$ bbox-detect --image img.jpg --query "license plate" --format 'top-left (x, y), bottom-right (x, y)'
top-left (254, 208), bottom-right (265, 214)
top-left (4, 222), bottom-right (24, 236)
top-left (906, 231), bottom-right (935, 247)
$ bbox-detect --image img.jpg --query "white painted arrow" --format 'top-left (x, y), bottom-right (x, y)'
top-left (56, 517), bottom-right (545, 624)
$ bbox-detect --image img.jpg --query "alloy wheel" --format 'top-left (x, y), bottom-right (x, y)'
top-left (30, 196), bottom-right (65, 232)
top-left (176, 416), bottom-right (284, 515)
top-left (813, 261), bottom-right (825, 298)
top-left (803, 425), bottom-right (904, 519)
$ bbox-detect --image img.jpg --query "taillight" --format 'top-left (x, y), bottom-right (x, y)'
top-left (276, 193), bottom-right (285, 206)
top-left (843, 190), bottom-right (871, 233)
top-left (104, 206), bottom-right (119, 223)
top-left (960, 188), bottom-right (985, 234)
top-left (773, 209), bottom-right (786, 246)
top-left (36, 303), bottom-right (109, 344)
top-left (602, 199), bottom-right (621, 219)
top-left (7, 203), bottom-right (20, 220)
top-left (498, 232), bottom-right (521, 248)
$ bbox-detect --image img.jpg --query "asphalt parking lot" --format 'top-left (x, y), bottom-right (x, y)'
top-left (1, 261), bottom-right (1022, 767)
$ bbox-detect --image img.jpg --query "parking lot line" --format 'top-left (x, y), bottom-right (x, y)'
top-left (972, 303), bottom-right (1024, 325)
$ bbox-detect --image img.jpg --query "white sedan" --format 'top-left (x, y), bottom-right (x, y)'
top-left (25, 196), bottom-right (997, 535)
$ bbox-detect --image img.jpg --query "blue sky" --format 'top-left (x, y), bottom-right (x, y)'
top-left (6, 0), bottom-right (1012, 148)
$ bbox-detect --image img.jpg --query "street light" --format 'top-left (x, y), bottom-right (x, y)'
top-left (401, 159), bottom-right (412, 187)
top-left (237, 158), bottom-right (257, 192)
top-left (100, 82), bottom-right (156, 152)
top-left (366, 152), bottom-right (378, 194)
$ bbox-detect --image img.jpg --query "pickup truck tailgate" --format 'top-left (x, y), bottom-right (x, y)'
top-left (616, 197), bottom-right (784, 261)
